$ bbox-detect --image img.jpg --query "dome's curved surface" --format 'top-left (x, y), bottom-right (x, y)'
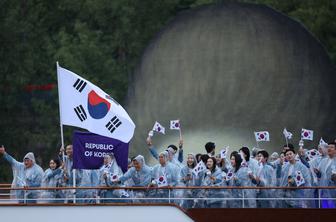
top-left (126, 3), bottom-right (336, 157)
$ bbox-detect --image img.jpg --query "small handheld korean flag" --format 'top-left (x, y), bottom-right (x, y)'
top-left (156, 175), bottom-right (168, 187)
top-left (110, 173), bottom-right (119, 182)
top-left (319, 137), bottom-right (328, 147)
top-left (220, 146), bottom-right (229, 159)
top-left (301, 128), bottom-right (313, 141)
top-left (225, 170), bottom-right (234, 181)
top-left (254, 131), bottom-right (270, 142)
top-left (170, 120), bottom-right (180, 130)
top-left (152, 121), bottom-right (165, 134)
top-left (283, 128), bottom-right (293, 140)
top-left (306, 149), bottom-right (321, 161)
top-left (192, 161), bottom-right (206, 176)
top-left (294, 171), bottom-right (305, 186)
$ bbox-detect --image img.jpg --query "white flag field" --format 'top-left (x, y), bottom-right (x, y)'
top-left (57, 63), bottom-right (135, 143)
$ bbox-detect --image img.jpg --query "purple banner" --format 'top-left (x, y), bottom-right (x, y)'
top-left (73, 131), bottom-right (129, 172)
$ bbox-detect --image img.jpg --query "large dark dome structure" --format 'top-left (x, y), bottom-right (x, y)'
top-left (126, 2), bottom-right (336, 158)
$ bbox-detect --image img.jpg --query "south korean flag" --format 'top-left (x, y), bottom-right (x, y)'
top-left (110, 173), bottom-right (119, 182)
top-left (192, 161), bottom-right (206, 176)
top-left (225, 170), bottom-right (234, 182)
top-left (155, 175), bottom-right (168, 187)
top-left (220, 146), bottom-right (229, 159)
top-left (301, 128), bottom-right (313, 141)
top-left (57, 63), bottom-right (135, 143)
top-left (254, 131), bottom-right (270, 142)
top-left (170, 120), bottom-right (181, 130)
top-left (152, 121), bottom-right (165, 134)
top-left (306, 149), bottom-right (321, 161)
top-left (294, 171), bottom-right (305, 187)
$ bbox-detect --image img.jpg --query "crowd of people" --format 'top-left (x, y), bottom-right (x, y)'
top-left (0, 137), bottom-right (335, 208)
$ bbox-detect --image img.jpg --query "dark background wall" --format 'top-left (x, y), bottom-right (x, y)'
top-left (126, 3), bottom-right (336, 160)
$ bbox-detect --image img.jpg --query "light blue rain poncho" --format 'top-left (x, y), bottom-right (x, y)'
top-left (150, 151), bottom-right (179, 203)
top-left (103, 154), bottom-right (129, 203)
top-left (316, 156), bottom-right (336, 208)
top-left (41, 166), bottom-right (65, 203)
top-left (76, 169), bottom-right (99, 203)
top-left (3, 152), bottom-right (43, 203)
top-left (200, 166), bottom-right (224, 208)
top-left (227, 165), bottom-right (255, 208)
top-left (277, 159), bottom-right (312, 208)
top-left (180, 153), bottom-right (198, 208)
top-left (119, 155), bottom-right (152, 203)
top-left (252, 162), bottom-right (276, 208)
top-left (63, 155), bottom-right (82, 187)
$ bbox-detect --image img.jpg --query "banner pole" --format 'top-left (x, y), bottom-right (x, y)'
top-left (73, 169), bottom-right (76, 203)
top-left (56, 61), bottom-right (65, 162)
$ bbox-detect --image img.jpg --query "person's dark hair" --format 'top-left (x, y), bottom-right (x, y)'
top-left (195, 153), bottom-right (202, 163)
top-left (283, 143), bottom-right (294, 150)
top-left (200, 154), bottom-right (210, 164)
top-left (239, 147), bottom-right (250, 162)
top-left (257, 150), bottom-right (269, 160)
top-left (51, 158), bottom-right (61, 169)
top-left (328, 142), bottom-right (336, 147)
top-left (205, 142), bottom-right (215, 153)
top-left (231, 153), bottom-right (242, 173)
top-left (230, 151), bottom-right (238, 156)
top-left (284, 148), bottom-right (296, 155)
top-left (167, 144), bottom-right (178, 151)
top-left (207, 157), bottom-right (217, 173)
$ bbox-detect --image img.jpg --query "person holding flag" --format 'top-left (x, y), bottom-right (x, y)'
top-left (250, 150), bottom-right (276, 208)
top-left (227, 152), bottom-right (253, 208)
top-left (180, 153), bottom-right (198, 208)
top-left (276, 147), bottom-right (312, 208)
top-left (58, 145), bottom-right (82, 202)
top-left (146, 136), bottom-right (183, 163)
top-left (40, 158), bottom-right (65, 203)
top-left (200, 157), bottom-right (225, 208)
top-left (237, 147), bottom-right (257, 208)
top-left (149, 151), bottom-right (179, 203)
top-left (117, 155), bottom-right (152, 203)
top-left (313, 142), bottom-right (336, 208)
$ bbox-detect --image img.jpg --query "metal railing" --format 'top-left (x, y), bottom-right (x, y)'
top-left (0, 184), bottom-right (335, 208)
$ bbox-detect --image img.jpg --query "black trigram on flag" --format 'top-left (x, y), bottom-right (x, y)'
top-left (106, 116), bottom-right (122, 134)
top-left (73, 78), bottom-right (87, 93)
top-left (74, 105), bottom-right (87, 122)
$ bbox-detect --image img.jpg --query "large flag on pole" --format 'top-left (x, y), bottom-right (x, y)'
top-left (57, 63), bottom-right (135, 143)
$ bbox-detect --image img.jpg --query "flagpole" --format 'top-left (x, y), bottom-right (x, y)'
top-left (56, 61), bottom-right (65, 162)
top-left (285, 137), bottom-right (289, 148)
